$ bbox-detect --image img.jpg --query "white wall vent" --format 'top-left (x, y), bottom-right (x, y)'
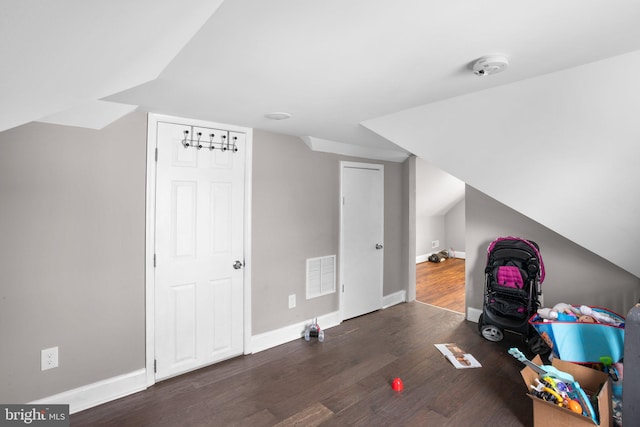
top-left (306, 255), bottom-right (336, 299)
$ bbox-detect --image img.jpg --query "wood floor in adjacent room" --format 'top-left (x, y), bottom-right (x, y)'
top-left (71, 302), bottom-right (534, 427)
top-left (416, 258), bottom-right (466, 313)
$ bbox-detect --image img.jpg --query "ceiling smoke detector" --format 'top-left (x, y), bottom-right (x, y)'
top-left (473, 55), bottom-right (509, 76)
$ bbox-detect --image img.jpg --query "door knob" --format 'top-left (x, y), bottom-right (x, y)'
top-left (233, 260), bottom-right (244, 269)
top-left (375, 244), bottom-right (383, 250)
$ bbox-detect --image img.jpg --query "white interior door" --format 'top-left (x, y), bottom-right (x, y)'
top-left (154, 120), bottom-right (245, 380)
top-left (341, 162), bottom-right (384, 320)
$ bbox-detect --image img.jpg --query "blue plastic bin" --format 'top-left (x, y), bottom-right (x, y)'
top-left (529, 306), bottom-right (625, 363)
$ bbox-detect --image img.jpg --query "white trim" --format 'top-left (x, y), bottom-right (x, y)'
top-left (467, 307), bottom-right (482, 323)
top-left (31, 369), bottom-right (146, 414)
top-left (251, 293), bottom-right (405, 354)
top-left (301, 136), bottom-right (409, 163)
top-left (144, 115), bottom-right (158, 387)
top-left (416, 251), bottom-right (466, 264)
top-left (382, 290), bottom-right (407, 308)
top-left (250, 311), bottom-right (341, 353)
top-left (449, 250), bottom-right (466, 259)
top-left (144, 113), bottom-right (253, 385)
top-left (243, 129), bottom-right (253, 355)
top-left (416, 254), bottom-right (429, 264)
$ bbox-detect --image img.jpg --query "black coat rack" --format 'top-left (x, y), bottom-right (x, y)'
top-left (181, 130), bottom-right (238, 152)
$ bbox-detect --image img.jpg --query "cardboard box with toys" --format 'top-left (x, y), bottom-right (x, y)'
top-left (512, 348), bottom-right (612, 426)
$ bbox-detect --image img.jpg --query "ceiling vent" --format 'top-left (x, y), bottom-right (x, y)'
top-left (473, 55), bottom-right (509, 76)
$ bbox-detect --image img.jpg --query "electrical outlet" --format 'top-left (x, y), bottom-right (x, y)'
top-left (288, 294), bottom-right (296, 309)
top-left (41, 346), bottom-right (58, 371)
top-left (432, 240), bottom-right (440, 249)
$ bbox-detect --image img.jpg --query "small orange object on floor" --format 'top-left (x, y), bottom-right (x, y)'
top-left (392, 377), bottom-right (404, 391)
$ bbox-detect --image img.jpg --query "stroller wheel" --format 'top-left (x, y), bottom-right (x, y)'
top-left (481, 324), bottom-right (504, 342)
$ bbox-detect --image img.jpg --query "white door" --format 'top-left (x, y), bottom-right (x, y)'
top-left (154, 120), bottom-right (245, 380)
top-left (341, 162), bottom-right (384, 320)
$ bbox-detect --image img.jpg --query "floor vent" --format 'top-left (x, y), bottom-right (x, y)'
top-left (306, 255), bottom-right (336, 299)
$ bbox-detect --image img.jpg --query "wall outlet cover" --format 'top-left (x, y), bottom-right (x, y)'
top-left (41, 346), bottom-right (59, 371)
top-left (288, 294), bottom-right (296, 309)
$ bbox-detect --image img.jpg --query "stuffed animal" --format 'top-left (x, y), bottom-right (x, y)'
top-left (428, 250), bottom-right (449, 263)
top-left (579, 305), bottom-right (618, 324)
top-left (537, 307), bottom-right (558, 320)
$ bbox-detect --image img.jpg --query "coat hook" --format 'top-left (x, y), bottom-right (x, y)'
top-left (180, 129), bottom-right (238, 153)
top-left (182, 130), bottom-right (190, 148)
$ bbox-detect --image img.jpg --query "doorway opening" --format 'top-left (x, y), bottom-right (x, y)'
top-left (414, 157), bottom-right (465, 313)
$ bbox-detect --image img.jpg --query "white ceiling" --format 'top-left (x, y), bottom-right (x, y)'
top-left (3, 1), bottom-right (640, 276)
top-left (4, 1), bottom-right (640, 149)
top-left (364, 50), bottom-right (640, 277)
top-left (416, 158), bottom-right (465, 217)
top-left (0, 0), bottom-right (224, 132)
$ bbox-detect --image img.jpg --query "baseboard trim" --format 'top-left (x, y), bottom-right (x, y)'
top-left (450, 251), bottom-right (466, 259)
top-left (416, 251), bottom-right (466, 264)
top-left (467, 307), bottom-right (482, 323)
top-left (382, 290), bottom-right (406, 308)
top-left (31, 368), bottom-right (147, 414)
top-left (416, 254), bottom-right (429, 264)
top-left (251, 291), bottom-right (408, 354)
top-left (251, 310), bottom-right (341, 354)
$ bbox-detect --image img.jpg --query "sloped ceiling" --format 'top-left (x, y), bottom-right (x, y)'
top-left (363, 50), bottom-right (640, 277)
top-left (2, 1), bottom-right (640, 276)
top-left (0, 0), bottom-right (224, 131)
top-left (416, 158), bottom-right (465, 217)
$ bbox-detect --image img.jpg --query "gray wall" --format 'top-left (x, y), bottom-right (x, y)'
top-left (251, 130), bottom-right (409, 334)
top-left (416, 215), bottom-right (445, 256)
top-left (0, 112), bottom-right (147, 403)
top-left (403, 156), bottom-right (416, 302)
top-left (415, 194), bottom-right (465, 257)
top-left (465, 185), bottom-right (640, 317)
top-left (0, 116), bottom-right (409, 403)
top-left (382, 158), bottom-right (406, 297)
top-left (445, 198), bottom-right (465, 255)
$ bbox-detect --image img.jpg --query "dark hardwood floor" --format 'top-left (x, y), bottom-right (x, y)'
top-left (72, 302), bottom-right (534, 426)
top-left (416, 258), bottom-right (465, 313)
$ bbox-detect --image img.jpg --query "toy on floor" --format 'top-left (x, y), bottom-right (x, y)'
top-left (509, 347), bottom-right (597, 423)
top-left (304, 318), bottom-right (324, 342)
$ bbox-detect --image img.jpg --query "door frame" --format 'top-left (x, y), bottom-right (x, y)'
top-left (339, 161), bottom-right (384, 321)
top-left (144, 113), bottom-right (253, 386)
